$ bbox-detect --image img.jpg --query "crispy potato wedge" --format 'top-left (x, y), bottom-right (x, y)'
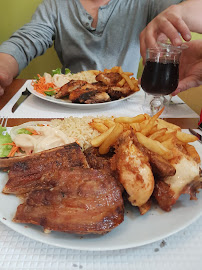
top-left (99, 123), bottom-right (123, 154)
top-left (89, 122), bottom-right (108, 133)
top-left (176, 131), bottom-right (198, 143)
top-left (149, 128), bottom-right (167, 140)
top-left (136, 132), bottom-right (173, 160)
top-left (157, 118), bottom-right (181, 131)
top-left (91, 126), bottom-right (115, 147)
top-left (114, 114), bottom-right (146, 124)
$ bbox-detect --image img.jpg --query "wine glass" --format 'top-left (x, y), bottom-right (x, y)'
top-left (141, 43), bottom-right (186, 116)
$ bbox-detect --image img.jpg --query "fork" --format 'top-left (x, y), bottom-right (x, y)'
top-left (0, 117), bottom-right (8, 135)
top-left (0, 116), bottom-right (8, 128)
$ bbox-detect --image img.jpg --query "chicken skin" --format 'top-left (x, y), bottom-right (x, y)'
top-left (154, 146), bottom-right (201, 211)
top-left (111, 130), bottom-right (154, 208)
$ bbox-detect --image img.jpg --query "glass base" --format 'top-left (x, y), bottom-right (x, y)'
top-left (142, 93), bottom-right (171, 116)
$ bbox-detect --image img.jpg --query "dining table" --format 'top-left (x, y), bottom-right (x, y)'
top-left (0, 79), bottom-right (202, 270)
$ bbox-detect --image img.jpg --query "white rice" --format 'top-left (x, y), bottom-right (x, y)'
top-left (50, 116), bottom-right (101, 150)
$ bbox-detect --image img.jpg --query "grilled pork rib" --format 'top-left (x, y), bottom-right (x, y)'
top-left (3, 143), bottom-right (89, 195)
top-left (13, 168), bottom-right (124, 234)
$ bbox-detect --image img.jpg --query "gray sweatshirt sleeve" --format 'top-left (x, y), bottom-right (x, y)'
top-left (0, 0), bottom-right (57, 73)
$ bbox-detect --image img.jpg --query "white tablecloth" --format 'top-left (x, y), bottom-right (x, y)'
top-left (0, 217), bottom-right (202, 270)
top-left (0, 81), bottom-right (201, 270)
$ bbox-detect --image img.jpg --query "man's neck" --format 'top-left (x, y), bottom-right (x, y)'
top-left (80, 0), bottom-right (111, 27)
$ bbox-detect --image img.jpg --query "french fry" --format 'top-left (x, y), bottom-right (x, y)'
top-left (141, 107), bottom-right (164, 136)
top-left (118, 66), bottom-right (123, 74)
top-left (157, 118), bottom-right (181, 131)
top-left (124, 72), bottom-right (134, 76)
top-left (139, 119), bottom-right (149, 130)
top-left (89, 122), bottom-right (108, 133)
top-left (148, 124), bottom-right (158, 135)
top-left (161, 137), bottom-right (176, 150)
top-left (176, 131), bottom-right (198, 143)
top-left (111, 66), bottom-right (119, 72)
top-left (115, 114), bottom-right (146, 124)
top-left (91, 118), bottom-right (104, 123)
top-left (99, 123), bottom-right (123, 154)
top-left (103, 119), bottom-right (115, 128)
top-left (157, 131), bottom-right (177, 142)
top-left (149, 128), bottom-right (167, 140)
top-left (91, 126), bottom-right (115, 147)
top-left (120, 73), bottom-right (135, 90)
top-left (117, 78), bottom-right (126, 87)
top-left (136, 132), bottom-right (173, 160)
top-left (144, 114), bottom-right (151, 120)
top-left (185, 144), bottom-right (201, 163)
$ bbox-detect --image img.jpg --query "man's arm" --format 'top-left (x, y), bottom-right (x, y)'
top-left (140, 0), bottom-right (202, 61)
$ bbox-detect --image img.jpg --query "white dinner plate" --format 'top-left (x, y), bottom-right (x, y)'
top-left (0, 141), bottom-right (202, 251)
top-left (27, 81), bottom-right (139, 109)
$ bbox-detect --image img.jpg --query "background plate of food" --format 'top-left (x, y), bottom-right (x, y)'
top-left (27, 66), bottom-right (140, 109)
top-left (0, 114), bottom-right (202, 251)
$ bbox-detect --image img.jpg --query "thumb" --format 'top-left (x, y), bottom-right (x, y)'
top-left (0, 86), bottom-right (5, 96)
top-left (172, 76), bottom-right (200, 96)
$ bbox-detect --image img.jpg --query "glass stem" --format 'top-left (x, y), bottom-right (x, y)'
top-left (150, 96), bottom-right (163, 116)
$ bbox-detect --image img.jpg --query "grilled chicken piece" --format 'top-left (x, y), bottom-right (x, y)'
top-left (111, 130), bottom-right (154, 208)
top-left (55, 80), bottom-right (87, 99)
top-left (13, 168), bottom-right (124, 235)
top-left (84, 92), bottom-right (110, 104)
top-left (153, 146), bottom-right (201, 211)
top-left (69, 83), bottom-right (110, 104)
top-left (107, 86), bottom-right (133, 100)
top-left (96, 72), bottom-right (122, 85)
top-left (3, 143), bottom-right (89, 195)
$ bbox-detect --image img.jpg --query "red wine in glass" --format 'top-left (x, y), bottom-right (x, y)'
top-left (141, 60), bottom-right (179, 96)
top-left (141, 45), bottom-right (183, 115)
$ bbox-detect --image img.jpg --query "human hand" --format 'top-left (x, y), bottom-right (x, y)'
top-left (140, 4), bottom-right (191, 63)
top-left (172, 40), bottom-right (202, 95)
top-left (0, 70), bottom-right (13, 96)
top-left (0, 53), bottom-right (19, 96)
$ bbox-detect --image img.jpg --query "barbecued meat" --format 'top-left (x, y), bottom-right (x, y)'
top-left (132, 133), bottom-right (176, 178)
top-left (55, 80), bottom-right (87, 99)
top-left (96, 72), bottom-right (122, 85)
top-left (111, 130), bottom-right (154, 208)
top-left (84, 92), bottom-right (110, 104)
top-left (13, 168), bottom-right (124, 234)
top-left (69, 85), bottom-right (110, 104)
top-left (3, 143), bottom-right (89, 195)
top-left (107, 86), bottom-right (133, 100)
top-left (153, 146), bottom-right (201, 211)
top-left (84, 147), bottom-right (114, 171)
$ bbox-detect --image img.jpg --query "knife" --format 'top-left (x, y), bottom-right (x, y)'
top-left (12, 88), bottom-right (31, 113)
top-left (189, 128), bottom-right (202, 143)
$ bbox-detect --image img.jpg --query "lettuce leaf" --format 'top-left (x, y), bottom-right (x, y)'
top-left (0, 126), bottom-right (13, 157)
top-left (52, 68), bottom-right (62, 75)
top-left (52, 68), bottom-right (71, 76)
top-left (17, 128), bottom-right (32, 135)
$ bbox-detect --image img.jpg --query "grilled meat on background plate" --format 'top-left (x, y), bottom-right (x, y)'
top-left (3, 143), bottom-right (89, 195)
top-left (96, 72), bottom-right (122, 85)
top-left (55, 72), bottom-right (135, 103)
top-left (55, 80), bottom-right (87, 99)
top-left (13, 168), bottom-right (124, 234)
